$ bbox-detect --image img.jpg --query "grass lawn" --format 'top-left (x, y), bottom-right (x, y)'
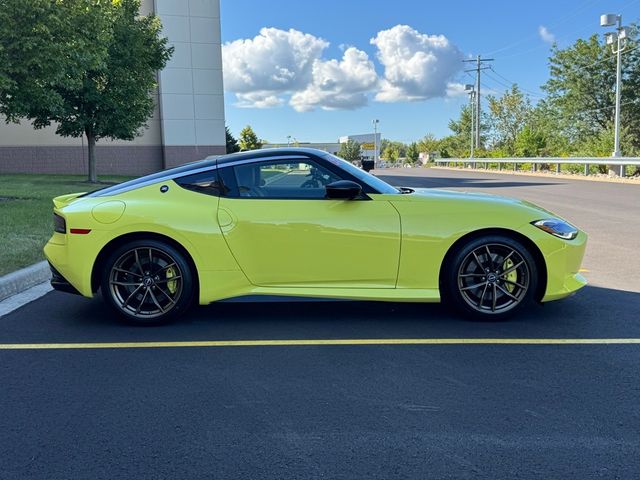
top-left (0, 173), bottom-right (132, 276)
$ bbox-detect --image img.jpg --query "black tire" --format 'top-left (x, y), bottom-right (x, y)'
top-left (101, 239), bottom-right (195, 325)
top-left (442, 235), bottom-right (538, 320)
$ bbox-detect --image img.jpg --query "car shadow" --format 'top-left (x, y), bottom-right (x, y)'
top-left (376, 174), bottom-right (564, 190)
top-left (4, 285), bottom-right (639, 343)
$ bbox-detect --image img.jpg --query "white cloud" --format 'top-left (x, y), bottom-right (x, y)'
top-left (370, 25), bottom-right (463, 102)
top-left (223, 24), bottom-right (466, 110)
top-left (290, 47), bottom-right (378, 112)
top-left (235, 92), bottom-right (284, 109)
top-left (538, 25), bottom-right (556, 44)
top-left (445, 82), bottom-right (468, 98)
top-left (222, 27), bottom-right (329, 108)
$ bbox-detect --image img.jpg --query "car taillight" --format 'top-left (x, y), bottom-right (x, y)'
top-left (53, 213), bottom-right (66, 233)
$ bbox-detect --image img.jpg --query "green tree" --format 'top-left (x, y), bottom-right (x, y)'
top-left (525, 100), bottom-right (571, 156)
top-left (380, 140), bottom-right (406, 162)
top-left (440, 104), bottom-right (481, 157)
top-left (417, 133), bottom-right (440, 156)
top-left (238, 125), bottom-right (262, 151)
top-left (406, 142), bottom-right (419, 164)
top-left (542, 31), bottom-right (640, 151)
top-left (0, 0), bottom-right (172, 182)
top-left (338, 139), bottom-right (361, 162)
top-left (514, 125), bottom-right (546, 157)
top-left (487, 85), bottom-right (532, 155)
top-left (381, 143), bottom-right (400, 162)
top-left (225, 126), bottom-right (240, 153)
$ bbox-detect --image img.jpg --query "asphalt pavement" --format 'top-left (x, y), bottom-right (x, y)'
top-left (1, 168), bottom-right (639, 479)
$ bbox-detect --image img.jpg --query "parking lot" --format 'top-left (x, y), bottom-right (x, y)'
top-left (1, 168), bottom-right (639, 479)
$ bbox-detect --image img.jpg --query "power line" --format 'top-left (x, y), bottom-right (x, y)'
top-left (487, 67), bottom-right (546, 98)
top-left (482, 0), bottom-right (601, 56)
top-left (573, 98), bottom-right (640, 116)
top-left (570, 43), bottom-right (638, 73)
top-left (486, 0), bottom-right (640, 61)
top-left (492, 24), bottom-right (596, 61)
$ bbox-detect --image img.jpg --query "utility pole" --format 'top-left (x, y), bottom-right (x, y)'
top-left (463, 55), bottom-right (493, 149)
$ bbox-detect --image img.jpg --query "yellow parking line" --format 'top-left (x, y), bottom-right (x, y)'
top-left (579, 268), bottom-right (590, 273)
top-left (0, 338), bottom-right (639, 350)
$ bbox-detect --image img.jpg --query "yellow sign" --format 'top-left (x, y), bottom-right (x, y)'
top-left (360, 143), bottom-right (375, 150)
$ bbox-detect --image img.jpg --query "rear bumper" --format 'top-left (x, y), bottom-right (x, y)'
top-left (44, 238), bottom-right (94, 298)
top-left (48, 262), bottom-right (81, 296)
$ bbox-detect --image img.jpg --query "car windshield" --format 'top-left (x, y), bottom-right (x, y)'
top-left (323, 153), bottom-right (400, 194)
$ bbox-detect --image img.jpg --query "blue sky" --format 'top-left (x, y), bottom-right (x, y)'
top-left (220, 0), bottom-right (639, 144)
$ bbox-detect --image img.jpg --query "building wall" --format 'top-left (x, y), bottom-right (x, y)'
top-left (0, 0), bottom-right (225, 176)
top-left (153, 0), bottom-right (226, 168)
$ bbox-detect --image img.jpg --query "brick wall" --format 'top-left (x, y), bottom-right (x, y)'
top-left (0, 144), bottom-right (226, 176)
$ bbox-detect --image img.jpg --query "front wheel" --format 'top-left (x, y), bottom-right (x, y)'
top-left (101, 239), bottom-right (195, 324)
top-left (443, 235), bottom-right (538, 320)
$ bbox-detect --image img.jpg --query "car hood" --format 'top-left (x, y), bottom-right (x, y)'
top-left (411, 187), bottom-right (518, 203)
top-left (403, 187), bottom-right (559, 217)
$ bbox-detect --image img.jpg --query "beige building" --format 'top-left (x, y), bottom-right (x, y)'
top-left (0, 0), bottom-right (225, 176)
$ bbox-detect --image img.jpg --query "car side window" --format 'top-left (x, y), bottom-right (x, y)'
top-left (174, 170), bottom-right (225, 197)
top-left (231, 159), bottom-right (342, 199)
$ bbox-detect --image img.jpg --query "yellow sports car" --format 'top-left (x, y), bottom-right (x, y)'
top-left (44, 148), bottom-right (587, 324)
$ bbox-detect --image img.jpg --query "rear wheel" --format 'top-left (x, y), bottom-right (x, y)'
top-left (443, 235), bottom-right (538, 320)
top-left (101, 239), bottom-right (195, 324)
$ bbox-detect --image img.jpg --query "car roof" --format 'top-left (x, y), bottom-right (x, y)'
top-left (206, 147), bottom-right (328, 167)
top-left (85, 148), bottom-right (330, 198)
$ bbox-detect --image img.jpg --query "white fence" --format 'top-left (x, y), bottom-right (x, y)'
top-left (433, 157), bottom-right (640, 177)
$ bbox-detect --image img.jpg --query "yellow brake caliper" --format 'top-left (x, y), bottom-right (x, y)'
top-left (502, 258), bottom-right (516, 292)
top-left (165, 266), bottom-right (178, 294)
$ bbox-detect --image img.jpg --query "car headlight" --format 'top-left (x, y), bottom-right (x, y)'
top-left (532, 218), bottom-right (578, 240)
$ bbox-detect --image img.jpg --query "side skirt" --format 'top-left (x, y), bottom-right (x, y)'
top-left (209, 287), bottom-right (441, 304)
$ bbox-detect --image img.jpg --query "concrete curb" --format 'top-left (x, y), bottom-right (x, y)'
top-left (0, 261), bottom-right (51, 302)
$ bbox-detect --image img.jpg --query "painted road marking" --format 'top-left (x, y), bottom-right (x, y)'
top-left (0, 338), bottom-right (640, 350)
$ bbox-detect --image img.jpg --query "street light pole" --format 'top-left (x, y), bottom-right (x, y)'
top-left (465, 84), bottom-right (475, 159)
top-left (372, 119), bottom-right (379, 167)
top-left (601, 13), bottom-right (628, 175)
top-left (613, 17), bottom-right (623, 158)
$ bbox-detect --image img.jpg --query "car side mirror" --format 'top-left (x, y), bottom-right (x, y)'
top-left (325, 180), bottom-right (362, 200)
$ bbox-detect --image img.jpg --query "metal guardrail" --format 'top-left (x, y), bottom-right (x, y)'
top-left (434, 157), bottom-right (640, 177)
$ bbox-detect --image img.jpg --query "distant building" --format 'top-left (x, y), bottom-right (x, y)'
top-left (0, 0), bottom-right (225, 176)
top-left (419, 151), bottom-right (439, 165)
top-left (338, 133), bottom-right (381, 164)
top-left (262, 142), bottom-right (341, 155)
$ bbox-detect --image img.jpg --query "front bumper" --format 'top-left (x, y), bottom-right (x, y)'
top-left (540, 230), bottom-right (588, 302)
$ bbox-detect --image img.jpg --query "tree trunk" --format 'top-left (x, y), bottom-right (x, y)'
top-left (86, 130), bottom-right (97, 183)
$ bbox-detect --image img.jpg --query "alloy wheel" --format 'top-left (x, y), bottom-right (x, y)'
top-left (108, 247), bottom-right (183, 319)
top-left (456, 243), bottom-right (530, 314)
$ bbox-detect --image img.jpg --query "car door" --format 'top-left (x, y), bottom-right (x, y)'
top-left (217, 156), bottom-right (401, 288)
